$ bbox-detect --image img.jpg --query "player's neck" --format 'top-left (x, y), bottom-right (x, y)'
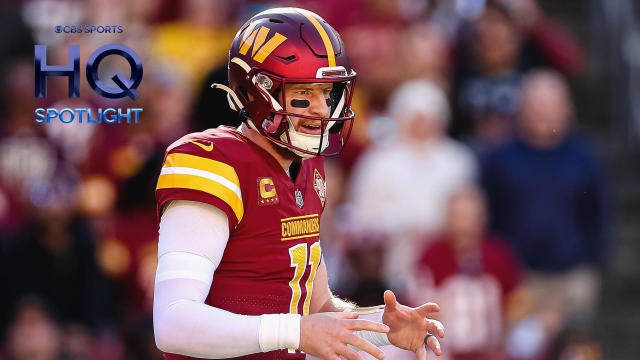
top-left (239, 124), bottom-right (295, 171)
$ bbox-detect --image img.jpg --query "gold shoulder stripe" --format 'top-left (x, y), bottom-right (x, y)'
top-left (297, 9), bottom-right (336, 67)
top-left (163, 153), bottom-right (239, 188)
top-left (157, 153), bottom-right (243, 222)
top-left (157, 173), bottom-right (243, 222)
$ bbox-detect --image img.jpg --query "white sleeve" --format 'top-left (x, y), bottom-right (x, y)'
top-left (153, 200), bottom-right (300, 358)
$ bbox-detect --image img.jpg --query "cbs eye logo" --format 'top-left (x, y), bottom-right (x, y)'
top-left (34, 44), bottom-right (143, 100)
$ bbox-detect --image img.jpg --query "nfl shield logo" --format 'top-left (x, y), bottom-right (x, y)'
top-left (295, 188), bottom-right (304, 208)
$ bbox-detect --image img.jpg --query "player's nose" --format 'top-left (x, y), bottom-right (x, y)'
top-left (308, 94), bottom-right (330, 117)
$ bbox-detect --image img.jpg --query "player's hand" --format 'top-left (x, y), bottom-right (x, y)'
top-left (300, 312), bottom-right (389, 360)
top-left (382, 290), bottom-right (445, 359)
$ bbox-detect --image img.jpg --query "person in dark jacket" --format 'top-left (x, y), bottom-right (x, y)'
top-left (481, 69), bottom-right (610, 334)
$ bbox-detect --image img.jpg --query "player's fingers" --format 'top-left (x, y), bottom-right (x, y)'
top-left (425, 318), bottom-right (445, 338)
top-left (344, 319), bottom-right (390, 333)
top-left (425, 333), bottom-right (442, 356)
top-left (344, 333), bottom-right (385, 360)
top-left (339, 345), bottom-right (366, 360)
top-left (383, 290), bottom-right (399, 311)
top-left (415, 301), bottom-right (440, 316)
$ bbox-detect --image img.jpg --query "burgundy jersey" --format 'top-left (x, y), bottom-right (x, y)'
top-left (156, 126), bottom-right (327, 360)
top-left (416, 236), bottom-right (522, 358)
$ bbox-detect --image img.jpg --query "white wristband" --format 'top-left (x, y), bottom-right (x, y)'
top-left (258, 313), bottom-right (301, 352)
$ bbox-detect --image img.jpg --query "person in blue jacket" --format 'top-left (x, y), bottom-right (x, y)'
top-left (481, 69), bottom-right (610, 332)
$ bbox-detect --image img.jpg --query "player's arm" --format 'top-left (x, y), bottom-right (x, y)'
top-left (153, 200), bottom-right (389, 360)
top-left (154, 200), bottom-right (293, 358)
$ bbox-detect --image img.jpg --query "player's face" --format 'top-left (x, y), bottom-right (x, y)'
top-left (282, 83), bottom-right (332, 135)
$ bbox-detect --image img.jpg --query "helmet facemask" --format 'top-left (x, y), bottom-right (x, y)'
top-left (271, 74), bottom-right (355, 158)
top-left (230, 62), bottom-right (356, 158)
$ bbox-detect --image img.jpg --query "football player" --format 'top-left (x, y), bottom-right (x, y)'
top-left (153, 7), bottom-right (444, 360)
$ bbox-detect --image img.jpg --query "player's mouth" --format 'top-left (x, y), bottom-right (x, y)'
top-left (298, 122), bottom-right (323, 135)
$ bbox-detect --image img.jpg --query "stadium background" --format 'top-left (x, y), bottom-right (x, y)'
top-left (0, 0), bottom-right (638, 359)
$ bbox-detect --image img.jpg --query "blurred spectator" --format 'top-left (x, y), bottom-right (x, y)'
top-left (482, 69), bottom-right (611, 356)
top-left (503, 0), bottom-right (585, 75)
top-left (453, 0), bottom-right (524, 151)
top-left (450, 0), bottom-right (586, 155)
top-left (410, 186), bottom-right (525, 360)
top-left (349, 79), bottom-right (477, 294)
top-left (3, 297), bottom-right (63, 360)
top-left (398, 22), bottom-right (451, 88)
top-left (435, 0), bottom-right (585, 75)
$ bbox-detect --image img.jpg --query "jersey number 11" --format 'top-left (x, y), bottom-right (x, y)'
top-left (288, 241), bottom-right (321, 315)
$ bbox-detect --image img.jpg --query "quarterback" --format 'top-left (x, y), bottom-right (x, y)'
top-left (153, 7), bottom-right (444, 360)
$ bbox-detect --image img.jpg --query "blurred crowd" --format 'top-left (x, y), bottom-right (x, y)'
top-left (0, 0), bottom-right (612, 359)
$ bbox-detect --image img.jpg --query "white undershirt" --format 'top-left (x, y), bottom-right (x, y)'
top-left (153, 200), bottom-right (300, 358)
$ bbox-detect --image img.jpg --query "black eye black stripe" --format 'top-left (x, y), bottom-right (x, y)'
top-left (290, 99), bottom-right (310, 108)
top-left (289, 99), bottom-right (333, 108)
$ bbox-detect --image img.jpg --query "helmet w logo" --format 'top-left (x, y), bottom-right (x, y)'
top-left (239, 25), bottom-right (287, 63)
